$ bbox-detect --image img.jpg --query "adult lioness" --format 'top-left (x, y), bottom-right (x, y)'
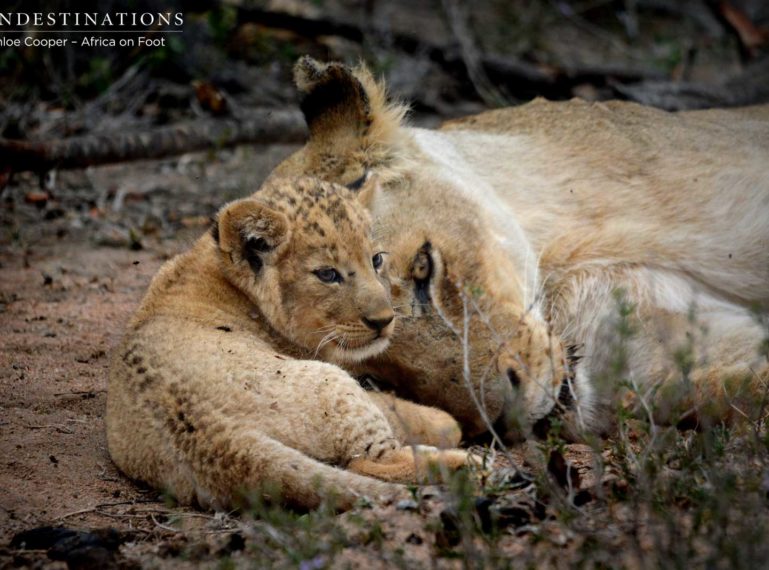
top-left (267, 57), bottom-right (769, 440)
top-left (107, 177), bottom-right (469, 511)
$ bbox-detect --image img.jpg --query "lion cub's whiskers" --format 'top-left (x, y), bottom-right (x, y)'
top-left (314, 331), bottom-right (340, 359)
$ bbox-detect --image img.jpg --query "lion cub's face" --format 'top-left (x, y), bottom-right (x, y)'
top-left (216, 177), bottom-right (394, 362)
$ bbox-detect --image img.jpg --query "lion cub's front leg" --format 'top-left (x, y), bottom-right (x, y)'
top-left (348, 391), bottom-right (470, 484)
top-left (366, 391), bottom-right (463, 448)
top-left (258, 360), bottom-right (473, 486)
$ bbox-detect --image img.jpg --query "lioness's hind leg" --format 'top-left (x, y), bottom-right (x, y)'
top-left (348, 446), bottom-right (474, 484)
top-left (618, 303), bottom-right (769, 427)
top-left (367, 392), bottom-right (462, 447)
top-left (650, 362), bottom-right (769, 427)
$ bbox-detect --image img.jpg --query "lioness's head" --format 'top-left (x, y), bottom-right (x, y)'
top-left (215, 176), bottom-right (395, 363)
top-left (265, 58), bottom-right (581, 441)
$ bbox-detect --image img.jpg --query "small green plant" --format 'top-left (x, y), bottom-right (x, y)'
top-left (77, 57), bottom-right (113, 95)
top-left (146, 35), bottom-right (186, 70)
top-left (208, 6), bottom-right (238, 47)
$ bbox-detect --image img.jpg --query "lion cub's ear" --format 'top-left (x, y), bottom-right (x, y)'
top-left (293, 56), bottom-right (371, 143)
top-left (215, 199), bottom-right (290, 274)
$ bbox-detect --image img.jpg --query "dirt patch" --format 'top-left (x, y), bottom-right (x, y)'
top-left (0, 241), bottom-right (166, 540)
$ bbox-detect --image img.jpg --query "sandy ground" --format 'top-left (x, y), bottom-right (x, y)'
top-left (0, 240), bottom-right (170, 541)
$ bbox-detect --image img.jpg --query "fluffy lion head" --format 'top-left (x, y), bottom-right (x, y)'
top-left (215, 176), bottom-right (395, 363)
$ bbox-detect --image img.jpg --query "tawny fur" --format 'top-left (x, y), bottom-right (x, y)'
top-left (106, 177), bottom-right (469, 511)
top-left (266, 57), bottom-right (769, 440)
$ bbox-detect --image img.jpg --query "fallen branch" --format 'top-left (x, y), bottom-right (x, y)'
top-left (0, 109), bottom-right (307, 172)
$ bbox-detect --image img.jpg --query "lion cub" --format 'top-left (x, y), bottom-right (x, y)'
top-left (106, 177), bottom-right (468, 510)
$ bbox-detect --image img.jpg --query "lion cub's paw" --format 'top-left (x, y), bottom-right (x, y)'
top-left (416, 413), bottom-right (463, 448)
top-left (411, 445), bottom-right (484, 483)
top-left (348, 445), bottom-right (479, 485)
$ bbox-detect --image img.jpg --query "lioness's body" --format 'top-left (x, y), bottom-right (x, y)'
top-left (269, 59), bottom-right (769, 438)
top-left (107, 178), bottom-right (466, 510)
top-left (440, 101), bottom-right (769, 306)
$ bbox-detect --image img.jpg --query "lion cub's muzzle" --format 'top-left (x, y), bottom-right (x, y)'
top-left (361, 311), bottom-right (395, 337)
top-left (327, 306), bottom-right (395, 362)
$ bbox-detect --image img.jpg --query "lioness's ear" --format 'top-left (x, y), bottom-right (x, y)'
top-left (294, 56), bottom-right (372, 142)
top-left (215, 199), bottom-right (290, 274)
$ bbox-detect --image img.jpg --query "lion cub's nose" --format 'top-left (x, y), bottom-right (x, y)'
top-left (362, 313), bottom-right (394, 332)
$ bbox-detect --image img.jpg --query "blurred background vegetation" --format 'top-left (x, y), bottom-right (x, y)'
top-left (2, 0), bottom-right (768, 145)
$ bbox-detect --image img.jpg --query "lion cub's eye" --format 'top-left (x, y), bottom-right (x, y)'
top-left (313, 268), bottom-right (343, 284)
top-left (372, 252), bottom-right (384, 270)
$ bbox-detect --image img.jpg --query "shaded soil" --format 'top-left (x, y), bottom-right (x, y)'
top-left (0, 241), bottom-right (164, 541)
